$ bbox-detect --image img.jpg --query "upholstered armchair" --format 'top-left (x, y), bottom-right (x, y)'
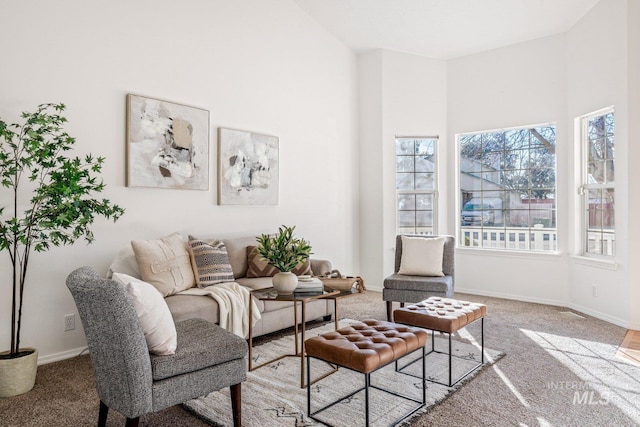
top-left (66, 267), bottom-right (247, 427)
top-left (383, 235), bottom-right (455, 321)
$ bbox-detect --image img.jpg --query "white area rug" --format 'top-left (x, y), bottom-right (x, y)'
top-left (183, 319), bottom-right (504, 426)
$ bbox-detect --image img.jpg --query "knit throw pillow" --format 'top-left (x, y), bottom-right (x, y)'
top-left (131, 233), bottom-right (195, 297)
top-left (245, 246), bottom-right (312, 278)
top-left (187, 236), bottom-right (235, 287)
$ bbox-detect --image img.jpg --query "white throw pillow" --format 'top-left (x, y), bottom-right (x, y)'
top-left (398, 236), bottom-right (446, 277)
top-left (112, 272), bottom-right (177, 355)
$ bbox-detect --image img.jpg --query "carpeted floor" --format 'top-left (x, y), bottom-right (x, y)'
top-left (1, 291), bottom-right (638, 426)
top-left (183, 319), bottom-right (503, 426)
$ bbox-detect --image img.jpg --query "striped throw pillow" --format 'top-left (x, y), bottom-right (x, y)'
top-left (187, 237), bottom-right (235, 287)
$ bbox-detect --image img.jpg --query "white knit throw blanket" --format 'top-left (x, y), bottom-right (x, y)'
top-left (178, 282), bottom-right (261, 338)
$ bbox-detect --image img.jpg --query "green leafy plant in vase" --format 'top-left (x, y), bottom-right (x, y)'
top-left (256, 225), bottom-right (312, 294)
top-left (0, 103), bottom-right (125, 397)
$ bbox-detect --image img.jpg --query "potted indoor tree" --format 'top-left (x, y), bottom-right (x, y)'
top-left (0, 103), bottom-right (125, 397)
top-left (256, 225), bottom-right (312, 294)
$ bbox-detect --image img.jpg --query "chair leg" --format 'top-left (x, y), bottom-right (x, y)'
top-left (386, 301), bottom-right (393, 321)
top-left (125, 417), bottom-right (139, 427)
top-left (230, 383), bottom-right (242, 427)
top-left (98, 401), bottom-right (108, 427)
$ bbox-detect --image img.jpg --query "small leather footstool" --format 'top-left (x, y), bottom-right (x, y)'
top-left (393, 297), bottom-right (486, 387)
top-left (305, 319), bottom-right (428, 427)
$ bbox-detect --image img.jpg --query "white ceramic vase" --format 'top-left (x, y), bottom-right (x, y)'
top-left (0, 347), bottom-right (38, 397)
top-left (272, 271), bottom-right (298, 294)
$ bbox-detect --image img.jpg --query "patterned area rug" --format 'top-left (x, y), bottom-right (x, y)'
top-left (183, 319), bottom-right (504, 426)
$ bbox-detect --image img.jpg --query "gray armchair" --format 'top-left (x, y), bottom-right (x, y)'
top-left (66, 267), bottom-right (247, 427)
top-left (383, 235), bottom-right (455, 321)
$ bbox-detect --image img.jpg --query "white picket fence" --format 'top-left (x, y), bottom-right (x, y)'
top-left (460, 225), bottom-right (615, 255)
top-left (460, 224), bottom-right (557, 252)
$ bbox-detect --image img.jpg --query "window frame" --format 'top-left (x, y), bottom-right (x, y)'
top-left (456, 123), bottom-right (558, 253)
top-left (395, 135), bottom-right (438, 236)
top-left (579, 106), bottom-right (615, 258)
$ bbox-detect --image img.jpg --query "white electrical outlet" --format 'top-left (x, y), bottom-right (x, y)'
top-left (64, 314), bottom-right (75, 331)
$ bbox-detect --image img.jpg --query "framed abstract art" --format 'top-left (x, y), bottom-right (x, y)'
top-left (126, 94), bottom-right (210, 190)
top-left (218, 127), bottom-right (279, 205)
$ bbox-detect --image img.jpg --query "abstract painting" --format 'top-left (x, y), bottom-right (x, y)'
top-left (218, 127), bottom-right (279, 205)
top-left (126, 94), bottom-right (209, 190)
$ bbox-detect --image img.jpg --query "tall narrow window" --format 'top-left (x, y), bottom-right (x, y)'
top-left (458, 124), bottom-right (557, 252)
top-left (580, 107), bottom-right (615, 256)
top-left (395, 136), bottom-right (437, 235)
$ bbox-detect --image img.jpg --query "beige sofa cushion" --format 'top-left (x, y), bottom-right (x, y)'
top-left (223, 235), bottom-right (261, 278)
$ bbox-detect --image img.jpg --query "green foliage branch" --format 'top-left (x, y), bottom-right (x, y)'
top-left (256, 225), bottom-right (312, 273)
top-left (0, 103), bottom-right (125, 358)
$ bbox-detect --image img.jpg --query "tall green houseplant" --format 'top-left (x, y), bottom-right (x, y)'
top-left (0, 103), bottom-right (125, 361)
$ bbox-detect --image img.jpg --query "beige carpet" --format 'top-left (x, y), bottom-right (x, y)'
top-left (183, 319), bottom-right (503, 426)
top-left (1, 291), bottom-right (639, 426)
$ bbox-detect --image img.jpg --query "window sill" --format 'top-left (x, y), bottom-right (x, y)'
top-left (456, 246), bottom-right (562, 261)
top-left (570, 255), bottom-right (618, 271)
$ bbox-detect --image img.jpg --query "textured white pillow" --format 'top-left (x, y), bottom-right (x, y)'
top-left (112, 273), bottom-right (177, 355)
top-left (398, 236), bottom-right (445, 277)
top-left (131, 233), bottom-right (195, 297)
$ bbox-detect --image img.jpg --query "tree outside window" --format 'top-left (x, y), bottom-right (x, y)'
top-left (580, 108), bottom-right (615, 256)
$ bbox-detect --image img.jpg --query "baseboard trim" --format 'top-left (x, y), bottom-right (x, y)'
top-left (38, 347), bottom-right (88, 366)
top-left (565, 302), bottom-right (631, 329)
top-left (456, 286), bottom-right (632, 329)
top-left (455, 286), bottom-right (566, 308)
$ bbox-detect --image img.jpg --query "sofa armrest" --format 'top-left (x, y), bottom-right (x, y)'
top-left (311, 259), bottom-right (332, 277)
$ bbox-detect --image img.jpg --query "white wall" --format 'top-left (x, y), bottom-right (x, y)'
top-left (447, 35), bottom-right (571, 306)
top-left (0, 0), bottom-right (358, 363)
top-left (358, 51), bottom-right (385, 287)
top-left (628, 0), bottom-right (640, 329)
top-left (566, 0), bottom-right (632, 327)
top-left (358, 50), bottom-right (447, 288)
top-left (446, 0), bottom-right (637, 328)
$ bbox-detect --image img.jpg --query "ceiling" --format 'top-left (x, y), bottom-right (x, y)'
top-left (293, 0), bottom-right (600, 59)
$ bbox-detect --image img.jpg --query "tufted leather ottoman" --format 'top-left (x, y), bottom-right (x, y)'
top-left (305, 319), bottom-right (428, 426)
top-left (393, 297), bottom-right (486, 387)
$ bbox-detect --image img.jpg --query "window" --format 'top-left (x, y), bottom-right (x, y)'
top-left (458, 125), bottom-right (557, 252)
top-left (395, 136), bottom-right (437, 235)
top-left (579, 108), bottom-right (615, 257)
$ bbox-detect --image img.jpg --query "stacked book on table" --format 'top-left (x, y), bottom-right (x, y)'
top-left (294, 277), bottom-right (324, 293)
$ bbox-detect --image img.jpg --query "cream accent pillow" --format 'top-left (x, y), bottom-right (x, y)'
top-left (112, 273), bottom-right (177, 355)
top-left (131, 233), bottom-right (195, 297)
top-left (398, 236), bottom-right (445, 277)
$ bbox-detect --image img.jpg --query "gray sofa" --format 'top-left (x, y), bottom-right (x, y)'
top-left (107, 235), bottom-right (334, 338)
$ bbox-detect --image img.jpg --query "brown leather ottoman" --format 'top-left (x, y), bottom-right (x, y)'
top-left (393, 297), bottom-right (486, 387)
top-left (305, 319), bottom-right (428, 426)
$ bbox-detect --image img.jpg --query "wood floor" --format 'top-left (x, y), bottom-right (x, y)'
top-left (616, 329), bottom-right (640, 366)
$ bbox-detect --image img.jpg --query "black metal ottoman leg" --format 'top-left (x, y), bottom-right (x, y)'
top-left (365, 373), bottom-right (370, 427)
top-left (307, 356), bottom-right (311, 416)
top-left (481, 317), bottom-right (485, 364)
top-left (448, 333), bottom-right (453, 387)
